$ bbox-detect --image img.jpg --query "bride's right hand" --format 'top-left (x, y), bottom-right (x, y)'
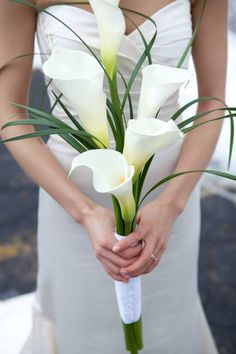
top-left (82, 205), bottom-right (142, 282)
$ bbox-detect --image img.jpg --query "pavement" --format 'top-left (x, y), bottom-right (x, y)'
top-left (0, 67), bottom-right (236, 354)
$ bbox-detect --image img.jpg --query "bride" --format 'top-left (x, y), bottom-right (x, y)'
top-left (0, 0), bottom-right (227, 353)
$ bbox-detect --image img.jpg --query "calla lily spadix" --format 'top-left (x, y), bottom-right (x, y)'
top-left (123, 118), bottom-right (184, 180)
top-left (69, 149), bottom-right (136, 223)
top-left (89, 0), bottom-right (125, 79)
top-left (137, 64), bottom-right (192, 118)
top-left (42, 47), bottom-right (109, 148)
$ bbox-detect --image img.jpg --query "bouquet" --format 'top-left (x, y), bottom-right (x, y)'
top-left (1, 0), bottom-right (236, 353)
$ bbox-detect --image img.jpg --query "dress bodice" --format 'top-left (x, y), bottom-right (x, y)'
top-left (36, 0), bottom-right (192, 152)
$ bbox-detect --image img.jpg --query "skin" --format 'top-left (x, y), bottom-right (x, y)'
top-left (0, 0), bottom-right (227, 282)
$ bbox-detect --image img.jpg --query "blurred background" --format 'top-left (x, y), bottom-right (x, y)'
top-left (0, 1), bottom-right (236, 354)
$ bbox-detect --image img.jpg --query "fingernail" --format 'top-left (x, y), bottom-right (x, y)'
top-left (120, 270), bottom-right (129, 276)
top-left (112, 246), bottom-right (120, 253)
top-left (130, 242), bottom-right (138, 247)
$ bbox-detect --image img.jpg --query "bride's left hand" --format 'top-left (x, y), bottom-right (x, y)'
top-left (112, 197), bottom-right (181, 277)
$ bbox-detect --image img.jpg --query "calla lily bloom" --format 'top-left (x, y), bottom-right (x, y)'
top-left (123, 118), bottom-right (184, 179)
top-left (42, 47), bottom-right (109, 148)
top-left (89, 0), bottom-right (125, 79)
top-left (69, 149), bottom-right (136, 222)
top-left (137, 64), bottom-right (192, 118)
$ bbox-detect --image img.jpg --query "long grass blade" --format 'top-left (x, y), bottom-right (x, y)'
top-left (172, 96), bottom-right (235, 169)
top-left (121, 31), bottom-right (157, 115)
top-left (11, 0), bottom-right (109, 78)
top-left (177, 0), bottom-right (207, 68)
top-left (181, 114), bottom-right (236, 134)
top-left (178, 108), bottom-right (236, 129)
top-left (139, 169), bottom-right (236, 207)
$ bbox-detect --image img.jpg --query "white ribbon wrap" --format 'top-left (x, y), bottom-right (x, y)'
top-left (114, 232), bottom-right (142, 324)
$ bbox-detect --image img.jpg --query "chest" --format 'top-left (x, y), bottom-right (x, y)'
top-left (37, 0), bottom-right (183, 35)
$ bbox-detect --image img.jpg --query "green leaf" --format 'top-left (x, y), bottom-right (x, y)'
top-left (178, 108), bottom-right (236, 129)
top-left (1, 119), bottom-right (57, 130)
top-left (139, 169), bottom-right (236, 207)
top-left (171, 96), bottom-right (226, 122)
top-left (50, 93), bottom-right (63, 114)
top-left (122, 9), bottom-right (157, 65)
top-left (118, 70), bottom-right (133, 123)
top-left (39, 79), bottom-right (53, 111)
top-left (51, 91), bottom-right (85, 132)
top-left (112, 196), bottom-right (124, 235)
top-left (120, 27), bottom-right (157, 116)
top-left (181, 113), bottom-right (236, 134)
top-left (177, 0), bottom-right (207, 68)
top-left (172, 96), bottom-right (235, 169)
top-left (136, 155), bottom-right (154, 206)
top-left (11, 0), bottom-right (109, 78)
top-left (229, 115), bottom-right (235, 170)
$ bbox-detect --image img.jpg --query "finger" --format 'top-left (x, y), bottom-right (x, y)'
top-left (96, 245), bottom-right (138, 269)
top-left (112, 230), bottom-right (143, 253)
top-left (119, 240), bottom-right (156, 277)
top-left (102, 259), bottom-right (130, 282)
top-left (144, 245), bottom-right (165, 274)
top-left (118, 243), bottom-right (142, 259)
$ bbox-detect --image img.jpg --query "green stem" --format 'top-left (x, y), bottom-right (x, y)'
top-left (108, 74), bottom-right (124, 151)
top-left (112, 196), bottom-right (124, 235)
top-left (124, 220), bottom-right (133, 236)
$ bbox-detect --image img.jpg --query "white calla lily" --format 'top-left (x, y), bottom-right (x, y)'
top-left (69, 149), bottom-right (136, 222)
top-left (89, 0), bottom-right (125, 78)
top-left (137, 64), bottom-right (192, 118)
top-left (123, 118), bottom-right (184, 179)
top-left (42, 47), bottom-right (109, 148)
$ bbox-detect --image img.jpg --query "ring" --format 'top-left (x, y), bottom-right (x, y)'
top-left (150, 254), bottom-right (158, 262)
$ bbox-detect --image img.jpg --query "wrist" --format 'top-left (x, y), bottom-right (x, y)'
top-left (157, 189), bottom-right (186, 217)
top-left (63, 185), bottom-right (98, 225)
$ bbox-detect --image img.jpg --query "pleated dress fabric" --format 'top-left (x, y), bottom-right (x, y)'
top-left (20, 1), bottom-right (219, 353)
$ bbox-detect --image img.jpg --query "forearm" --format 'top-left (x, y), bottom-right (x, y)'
top-left (158, 101), bottom-right (224, 213)
top-left (1, 121), bottom-right (96, 224)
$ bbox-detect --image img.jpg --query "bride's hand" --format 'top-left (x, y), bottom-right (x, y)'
top-left (112, 198), bottom-right (181, 277)
top-left (82, 205), bottom-right (142, 282)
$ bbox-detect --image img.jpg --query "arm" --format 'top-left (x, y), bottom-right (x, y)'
top-left (114, 0), bottom-right (228, 277)
top-left (0, 0), bottom-right (141, 282)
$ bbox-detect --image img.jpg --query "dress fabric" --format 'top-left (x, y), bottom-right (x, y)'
top-left (20, 1), bottom-right (219, 353)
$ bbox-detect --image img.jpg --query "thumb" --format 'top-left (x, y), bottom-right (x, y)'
top-left (112, 230), bottom-right (143, 253)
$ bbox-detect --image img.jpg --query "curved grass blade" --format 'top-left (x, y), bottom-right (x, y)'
top-left (106, 110), bottom-right (117, 138)
top-left (172, 96), bottom-right (235, 169)
top-left (228, 116), bottom-right (235, 170)
top-left (11, 0), bottom-right (109, 79)
top-left (39, 79), bottom-right (52, 111)
top-left (120, 30), bottom-right (157, 115)
top-left (139, 169), bottom-right (236, 207)
top-left (178, 107), bottom-right (236, 129)
top-left (181, 113), bottom-right (236, 134)
top-left (0, 126), bottom-right (101, 148)
top-left (2, 119), bottom-right (60, 130)
top-left (51, 91), bottom-right (85, 132)
top-left (118, 70), bottom-right (133, 124)
top-left (106, 97), bottom-right (123, 150)
top-left (4, 119), bottom-right (97, 150)
top-left (50, 93), bottom-right (63, 114)
top-left (0, 52), bottom-right (49, 72)
top-left (136, 155), bottom-right (154, 206)
top-left (123, 13), bottom-right (155, 65)
top-left (177, 0), bottom-right (207, 68)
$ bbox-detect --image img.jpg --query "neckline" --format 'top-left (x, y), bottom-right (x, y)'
top-left (40, 0), bottom-right (183, 37)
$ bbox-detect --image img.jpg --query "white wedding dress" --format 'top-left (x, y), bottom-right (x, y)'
top-left (20, 1), bottom-right (219, 353)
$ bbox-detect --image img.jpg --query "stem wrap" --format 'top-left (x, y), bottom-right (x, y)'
top-left (114, 233), bottom-right (142, 324)
top-left (114, 232), bottom-right (143, 353)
